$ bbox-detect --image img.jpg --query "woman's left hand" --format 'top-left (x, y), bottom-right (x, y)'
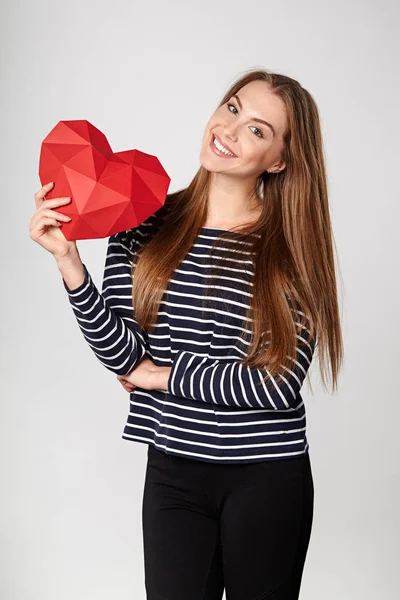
top-left (117, 356), bottom-right (171, 392)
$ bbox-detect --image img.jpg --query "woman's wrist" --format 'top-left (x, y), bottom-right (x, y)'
top-left (56, 250), bottom-right (85, 291)
top-left (148, 366), bottom-right (172, 392)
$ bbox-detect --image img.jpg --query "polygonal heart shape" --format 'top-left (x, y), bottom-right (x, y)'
top-left (38, 120), bottom-right (171, 240)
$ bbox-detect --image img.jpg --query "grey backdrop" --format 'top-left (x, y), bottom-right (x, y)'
top-left (1, 0), bottom-right (399, 598)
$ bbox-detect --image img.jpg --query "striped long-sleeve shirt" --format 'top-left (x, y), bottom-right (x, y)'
top-left (62, 208), bottom-right (315, 463)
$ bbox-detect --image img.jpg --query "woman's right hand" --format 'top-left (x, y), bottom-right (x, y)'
top-left (117, 375), bottom-right (136, 393)
top-left (29, 181), bottom-right (77, 261)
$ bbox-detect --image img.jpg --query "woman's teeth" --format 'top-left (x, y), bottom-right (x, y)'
top-left (213, 136), bottom-right (236, 156)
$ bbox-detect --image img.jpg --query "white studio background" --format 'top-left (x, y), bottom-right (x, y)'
top-left (1, 1), bottom-right (399, 598)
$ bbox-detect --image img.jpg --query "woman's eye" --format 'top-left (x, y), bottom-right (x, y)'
top-left (227, 103), bottom-right (264, 138)
top-left (250, 127), bottom-right (263, 138)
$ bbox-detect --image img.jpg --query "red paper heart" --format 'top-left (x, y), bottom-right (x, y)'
top-left (38, 120), bottom-right (171, 240)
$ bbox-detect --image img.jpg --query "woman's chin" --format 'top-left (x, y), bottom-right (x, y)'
top-left (199, 150), bottom-right (233, 173)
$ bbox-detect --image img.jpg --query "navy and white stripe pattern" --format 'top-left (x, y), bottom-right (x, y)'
top-left (63, 212), bottom-right (315, 463)
top-left (62, 241), bottom-right (147, 376)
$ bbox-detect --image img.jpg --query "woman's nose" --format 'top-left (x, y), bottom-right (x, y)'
top-left (223, 124), bottom-right (239, 141)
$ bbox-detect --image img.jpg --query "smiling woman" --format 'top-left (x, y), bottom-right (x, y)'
top-left (201, 80), bottom-right (287, 178)
top-left (41, 67), bottom-right (343, 599)
top-left (133, 71), bottom-right (342, 398)
top-left (196, 79), bottom-right (289, 231)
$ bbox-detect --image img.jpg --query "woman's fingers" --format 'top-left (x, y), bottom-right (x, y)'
top-left (41, 208), bottom-right (72, 222)
top-left (34, 181), bottom-right (54, 208)
top-left (123, 383), bottom-right (135, 392)
top-left (34, 216), bottom-right (63, 231)
top-left (30, 209), bottom-right (71, 231)
top-left (34, 182), bottom-right (72, 211)
top-left (117, 376), bottom-right (135, 392)
top-left (42, 197), bottom-right (72, 210)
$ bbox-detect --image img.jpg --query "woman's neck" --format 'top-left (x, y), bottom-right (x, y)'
top-left (205, 173), bottom-right (262, 229)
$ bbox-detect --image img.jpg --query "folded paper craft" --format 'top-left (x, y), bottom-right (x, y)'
top-left (38, 120), bottom-right (171, 240)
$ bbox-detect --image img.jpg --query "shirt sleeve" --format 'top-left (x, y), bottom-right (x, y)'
top-left (167, 323), bottom-right (316, 410)
top-left (62, 229), bottom-right (147, 376)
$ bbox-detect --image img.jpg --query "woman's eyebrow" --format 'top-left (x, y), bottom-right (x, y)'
top-left (232, 93), bottom-right (276, 138)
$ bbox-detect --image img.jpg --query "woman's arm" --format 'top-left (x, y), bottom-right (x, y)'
top-left (59, 230), bottom-right (147, 376)
top-left (166, 326), bottom-right (316, 410)
top-left (57, 249), bottom-right (86, 290)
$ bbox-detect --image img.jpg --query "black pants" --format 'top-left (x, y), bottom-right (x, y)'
top-left (142, 444), bottom-right (314, 600)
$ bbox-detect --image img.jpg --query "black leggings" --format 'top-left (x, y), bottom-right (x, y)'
top-left (142, 444), bottom-right (314, 600)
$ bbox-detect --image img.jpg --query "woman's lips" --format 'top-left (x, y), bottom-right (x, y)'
top-left (209, 133), bottom-right (237, 158)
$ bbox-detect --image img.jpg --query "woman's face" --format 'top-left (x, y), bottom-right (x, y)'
top-left (200, 80), bottom-right (288, 179)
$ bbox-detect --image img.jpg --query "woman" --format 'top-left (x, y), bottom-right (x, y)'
top-left (30, 68), bottom-right (343, 599)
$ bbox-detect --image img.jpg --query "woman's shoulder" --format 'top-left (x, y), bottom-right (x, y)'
top-left (115, 197), bottom-right (171, 252)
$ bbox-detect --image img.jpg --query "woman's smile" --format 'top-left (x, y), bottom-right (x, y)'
top-left (209, 133), bottom-right (238, 158)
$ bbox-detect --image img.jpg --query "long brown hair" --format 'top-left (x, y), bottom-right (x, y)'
top-left (132, 67), bottom-right (344, 393)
